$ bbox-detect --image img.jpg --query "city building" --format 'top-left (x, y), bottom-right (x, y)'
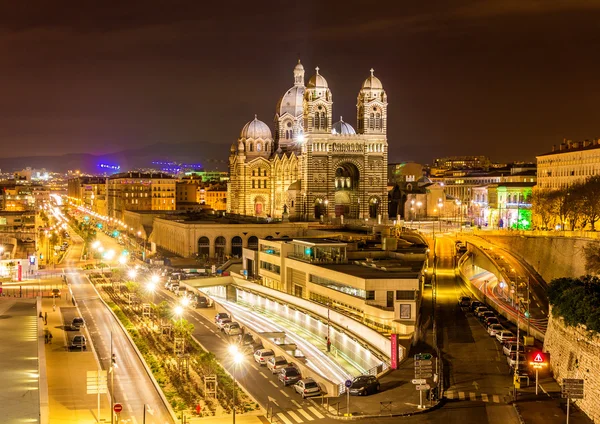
top-left (227, 62), bottom-right (388, 220)
top-left (67, 176), bottom-right (107, 215)
top-left (432, 156), bottom-right (492, 171)
top-left (537, 138), bottom-right (600, 189)
top-left (0, 182), bottom-right (50, 210)
top-left (205, 185), bottom-right (227, 211)
top-left (183, 170), bottom-right (229, 183)
top-left (176, 180), bottom-right (201, 210)
top-left (472, 182), bottom-right (535, 229)
top-left (242, 236), bottom-right (426, 335)
top-left (107, 172), bottom-right (176, 220)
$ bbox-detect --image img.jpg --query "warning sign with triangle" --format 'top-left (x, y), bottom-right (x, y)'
top-left (534, 353), bottom-right (544, 362)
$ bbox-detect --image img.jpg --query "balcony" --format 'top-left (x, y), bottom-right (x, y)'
top-left (287, 253), bottom-right (347, 264)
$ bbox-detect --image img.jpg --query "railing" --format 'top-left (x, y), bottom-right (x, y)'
top-left (365, 301), bottom-right (394, 312)
top-left (287, 253), bottom-right (348, 264)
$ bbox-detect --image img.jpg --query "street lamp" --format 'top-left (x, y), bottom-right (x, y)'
top-left (416, 201), bottom-right (422, 229)
top-left (228, 344), bottom-right (244, 424)
top-left (128, 269), bottom-right (138, 281)
top-left (437, 200), bottom-right (444, 233)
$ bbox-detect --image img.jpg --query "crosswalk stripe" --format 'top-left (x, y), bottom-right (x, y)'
top-left (297, 409), bottom-right (314, 421)
top-left (307, 406), bottom-right (324, 419)
top-left (493, 395), bottom-right (500, 403)
top-left (287, 411), bottom-right (303, 423)
top-left (469, 392), bottom-right (477, 401)
top-left (458, 392), bottom-right (465, 400)
top-left (481, 393), bottom-right (489, 402)
top-left (277, 413), bottom-right (294, 424)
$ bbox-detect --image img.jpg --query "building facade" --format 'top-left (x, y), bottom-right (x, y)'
top-left (537, 139), bottom-right (600, 190)
top-left (107, 172), bottom-right (176, 220)
top-left (227, 62), bottom-right (389, 221)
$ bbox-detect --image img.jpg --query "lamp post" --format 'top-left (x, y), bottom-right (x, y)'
top-left (228, 345), bottom-right (244, 424)
top-left (437, 200), bottom-right (444, 233)
top-left (410, 199), bottom-right (415, 228)
top-left (417, 201), bottom-right (422, 229)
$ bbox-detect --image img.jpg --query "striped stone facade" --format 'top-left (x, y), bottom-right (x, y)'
top-left (227, 62), bottom-right (388, 221)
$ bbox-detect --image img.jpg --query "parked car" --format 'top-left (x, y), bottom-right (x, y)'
top-left (474, 306), bottom-right (489, 318)
top-left (51, 288), bottom-right (61, 298)
top-left (71, 335), bottom-right (87, 350)
top-left (224, 322), bottom-right (242, 336)
top-left (278, 366), bottom-right (302, 386)
top-left (348, 375), bottom-right (380, 396)
top-left (496, 330), bottom-right (517, 344)
top-left (503, 342), bottom-right (525, 357)
top-left (71, 317), bottom-right (85, 330)
top-left (217, 318), bottom-right (232, 331)
top-left (470, 301), bottom-right (483, 312)
top-left (487, 323), bottom-right (504, 337)
top-left (484, 317), bottom-right (500, 328)
top-left (254, 349), bottom-right (275, 365)
top-left (267, 356), bottom-right (289, 374)
top-left (511, 361), bottom-right (533, 376)
top-left (507, 352), bottom-right (527, 368)
top-left (238, 333), bottom-right (254, 346)
top-left (458, 296), bottom-right (472, 308)
top-left (479, 311), bottom-right (496, 322)
top-left (294, 378), bottom-right (322, 398)
top-left (215, 313), bottom-right (229, 324)
top-left (196, 296), bottom-right (209, 308)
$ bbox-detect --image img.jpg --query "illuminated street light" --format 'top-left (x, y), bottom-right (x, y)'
top-left (128, 269), bottom-right (138, 280)
top-left (181, 297), bottom-right (191, 307)
top-left (174, 305), bottom-right (183, 317)
top-left (151, 274), bottom-right (160, 284)
top-left (228, 344), bottom-right (244, 424)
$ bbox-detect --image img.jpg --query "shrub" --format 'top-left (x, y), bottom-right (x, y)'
top-left (548, 275), bottom-right (600, 333)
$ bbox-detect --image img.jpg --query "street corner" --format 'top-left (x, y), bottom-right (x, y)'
top-left (324, 396), bottom-right (443, 420)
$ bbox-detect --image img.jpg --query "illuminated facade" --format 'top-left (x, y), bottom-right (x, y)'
top-left (537, 138), bottom-right (600, 189)
top-left (107, 172), bottom-right (175, 220)
top-left (227, 62), bottom-right (389, 220)
top-left (472, 182), bottom-right (535, 229)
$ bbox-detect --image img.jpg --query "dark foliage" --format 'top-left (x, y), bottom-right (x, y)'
top-left (548, 276), bottom-right (600, 333)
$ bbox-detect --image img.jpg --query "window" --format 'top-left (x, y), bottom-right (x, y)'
top-left (396, 290), bottom-right (416, 300)
top-left (257, 143), bottom-right (262, 151)
top-left (400, 304), bottom-right (411, 319)
top-left (366, 291), bottom-right (375, 300)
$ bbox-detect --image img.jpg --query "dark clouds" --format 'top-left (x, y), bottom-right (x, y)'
top-left (1, 0), bottom-right (600, 163)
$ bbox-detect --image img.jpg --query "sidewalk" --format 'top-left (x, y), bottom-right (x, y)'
top-left (513, 376), bottom-right (592, 424)
top-left (43, 284), bottom-right (111, 423)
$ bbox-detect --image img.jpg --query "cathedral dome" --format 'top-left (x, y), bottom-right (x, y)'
top-left (240, 116), bottom-right (272, 139)
top-left (277, 86), bottom-right (305, 116)
top-left (307, 67), bottom-right (328, 89)
top-left (332, 117), bottom-right (356, 135)
top-left (362, 69), bottom-right (383, 90)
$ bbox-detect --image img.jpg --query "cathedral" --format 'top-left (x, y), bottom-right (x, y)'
top-left (227, 61), bottom-right (388, 221)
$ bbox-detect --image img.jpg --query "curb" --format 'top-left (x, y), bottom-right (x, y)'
top-left (325, 398), bottom-right (444, 420)
top-left (511, 401), bottom-right (526, 424)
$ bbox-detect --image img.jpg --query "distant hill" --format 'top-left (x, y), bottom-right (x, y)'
top-left (0, 141), bottom-right (230, 173)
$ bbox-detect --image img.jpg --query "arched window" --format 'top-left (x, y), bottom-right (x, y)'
top-left (197, 236), bottom-right (210, 258)
top-left (315, 112), bottom-right (321, 129)
top-left (369, 113), bottom-right (375, 130)
top-left (248, 236), bottom-right (259, 250)
top-left (375, 113), bottom-right (382, 130)
top-left (231, 236), bottom-right (243, 257)
top-left (215, 236), bottom-right (226, 259)
top-left (257, 143), bottom-right (262, 151)
top-left (248, 142), bottom-right (254, 152)
top-left (321, 112), bottom-right (327, 129)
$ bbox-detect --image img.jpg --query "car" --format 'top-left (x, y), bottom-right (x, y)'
top-left (238, 333), bottom-right (254, 346)
top-left (348, 375), bottom-right (380, 396)
top-left (511, 361), bottom-right (533, 376)
top-left (294, 378), bottom-right (322, 399)
top-left (254, 349), bottom-right (275, 365)
top-left (71, 317), bottom-right (85, 330)
top-left (224, 322), bottom-right (242, 336)
top-left (487, 323), bottom-right (504, 337)
top-left (458, 296), bottom-right (472, 308)
top-left (507, 352), bottom-right (527, 368)
top-left (51, 288), bottom-right (61, 298)
top-left (503, 342), bottom-right (525, 357)
top-left (470, 301), bottom-right (483, 312)
top-left (278, 366), bottom-right (302, 386)
top-left (215, 312), bottom-right (229, 324)
top-left (267, 356), bottom-right (289, 374)
top-left (71, 335), bottom-right (87, 350)
top-left (196, 296), bottom-right (209, 308)
top-left (496, 330), bottom-right (517, 344)
top-left (474, 306), bottom-right (489, 317)
top-left (484, 317), bottom-right (500, 328)
top-left (479, 311), bottom-right (496, 322)
top-left (217, 318), bottom-right (232, 331)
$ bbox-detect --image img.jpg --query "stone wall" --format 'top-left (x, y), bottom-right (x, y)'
top-left (544, 311), bottom-right (600, 423)
top-left (479, 234), bottom-right (589, 281)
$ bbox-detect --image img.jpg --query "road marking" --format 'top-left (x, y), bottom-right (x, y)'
top-left (131, 416), bottom-right (138, 424)
top-left (481, 393), bottom-right (489, 402)
top-left (291, 399), bottom-right (302, 408)
top-left (277, 413), bottom-right (294, 424)
top-left (269, 381), bottom-right (278, 387)
top-left (469, 392), bottom-right (477, 401)
top-left (280, 389), bottom-right (290, 397)
top-left (492, 394), bottom-right (500, 403)
top-left (287, 411), bottom-right (303, 423)
top-left (297, 409), bottom-right (314, 421)
top-left (250, 364), bottom-right (258, 371)
top-left (458, 392), bottom-right (465, 400)
top-left (307, 406), bottom-right (324, 419)
top-left (260, 372), bottom-right (269, 379)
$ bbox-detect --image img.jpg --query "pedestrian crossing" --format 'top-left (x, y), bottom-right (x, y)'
top-left (270, 405), bottom-right (326, 424)
top-left (445, 390), bottom-right (507, 403)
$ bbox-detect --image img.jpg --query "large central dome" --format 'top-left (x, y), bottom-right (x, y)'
top-left (240, 116), bottom-right (272, 139)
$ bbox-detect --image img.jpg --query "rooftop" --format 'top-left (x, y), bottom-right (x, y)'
top-left (318, 259), bottom-right (422, 279)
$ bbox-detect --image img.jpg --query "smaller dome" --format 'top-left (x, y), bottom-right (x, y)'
top-left (332, 117), bottom-right (356, 136)
top-left (240, 115), bottom-right (272, 139)
top-left (238, 140), bottom-right (245, 151)
top-left (307, 66), bottom-right (328, 88)
top-left (362, 68), bottom-right (383, 90)
top-left (230, 143), bottom-right (236, 153)
top-left (294, 60), bottom-right (304, 73)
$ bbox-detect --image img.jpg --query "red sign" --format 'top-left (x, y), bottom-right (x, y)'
top-left (114, 403), bottom-right (123, 413)
top-left (196, 404), bottom-right (201, 414)
top-left (533, 353), bottom-right (544, 363)
top-left (390, 334), bottom-right (399, 370)
top-left (529, 351), bottom-right (548, 369)
top-left (17, 262), bottom-right (22, 282)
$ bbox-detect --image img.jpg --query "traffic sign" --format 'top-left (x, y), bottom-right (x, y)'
top-left (114, 403), bottom-right (123, 413)
top-left (416, 384), bottom-right (430, 390)
top-left (529, 352), bottom-right (548, 369)
top-left (415, 360), bottom-right (433, 367)
top-left (414, 373), bottom-right (432, 379)
top-left (412, 379), bottom-right (426, 384)
top-left (414, 353), bottom-right (433, 361)
top-left (345, 379), bottom-right (353, 388)
top-left (562, 379), bottom-right (584, 399)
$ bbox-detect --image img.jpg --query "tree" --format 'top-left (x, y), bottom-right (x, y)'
top-left (583, 241), bottom-right (600, 274)
top-left (579, 176), bottom-right (600, 230)
top-left (531, 189), bottom-right (556, 229)
top-left (173, 318), bottom-right (194, 338)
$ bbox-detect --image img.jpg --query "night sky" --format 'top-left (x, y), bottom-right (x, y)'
top-left (2, 0), bottom-right (600, 165)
